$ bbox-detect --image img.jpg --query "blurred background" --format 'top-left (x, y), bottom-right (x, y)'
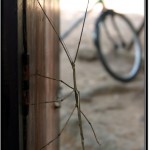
top-left (59, 0), bottom-right (144, 150)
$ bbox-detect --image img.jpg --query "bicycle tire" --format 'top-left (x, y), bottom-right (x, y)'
top-left (93, 10), bottom-right (142, 82)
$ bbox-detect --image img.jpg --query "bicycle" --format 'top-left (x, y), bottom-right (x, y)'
top-left (61, 0), bottom-right (142, 82)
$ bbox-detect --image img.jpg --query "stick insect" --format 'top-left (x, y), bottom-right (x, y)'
top-left (29, 0), bottom-right (101, 149)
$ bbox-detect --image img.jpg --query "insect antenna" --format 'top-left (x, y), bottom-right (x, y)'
top-left (74, 0), bottom-right (89, 63)
top-left (36, 0), bottom-right (73, 64)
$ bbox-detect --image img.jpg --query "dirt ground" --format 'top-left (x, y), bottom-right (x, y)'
top-left (59, 6), bottom-right (145, 150)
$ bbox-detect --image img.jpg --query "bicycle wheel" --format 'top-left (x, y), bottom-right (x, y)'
top-left (93, 10), bottom-right (142, 82)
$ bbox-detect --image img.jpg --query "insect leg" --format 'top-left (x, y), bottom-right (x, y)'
top-left (80, 110), bottom-right (101, 147)
top-left (40, 104), bottom-right (76, 150)
top-left (29, 90), bottom-right (74, 105)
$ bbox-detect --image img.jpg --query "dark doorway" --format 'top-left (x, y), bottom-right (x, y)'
top-left (2, 0), bottom-right (20, 149)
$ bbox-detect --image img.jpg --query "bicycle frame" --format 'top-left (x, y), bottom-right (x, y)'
top-left (60, 0), bottom-right (144, 49)
top-left (61, 0), bottom-right (104, 39)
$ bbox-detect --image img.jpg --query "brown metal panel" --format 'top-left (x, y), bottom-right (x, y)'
top-left (26, 0), bottom-right (60, 149)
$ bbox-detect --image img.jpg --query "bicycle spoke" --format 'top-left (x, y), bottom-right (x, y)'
top-left (103, 21), bottom-right (117, 48)
top-left (111, 15), bottom-right (126, 46)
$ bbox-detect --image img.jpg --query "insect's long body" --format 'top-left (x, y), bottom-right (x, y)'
top-left (72, 62), bottom-right (85, 150)
top-left (32, 0), bottom-right (101, 149)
